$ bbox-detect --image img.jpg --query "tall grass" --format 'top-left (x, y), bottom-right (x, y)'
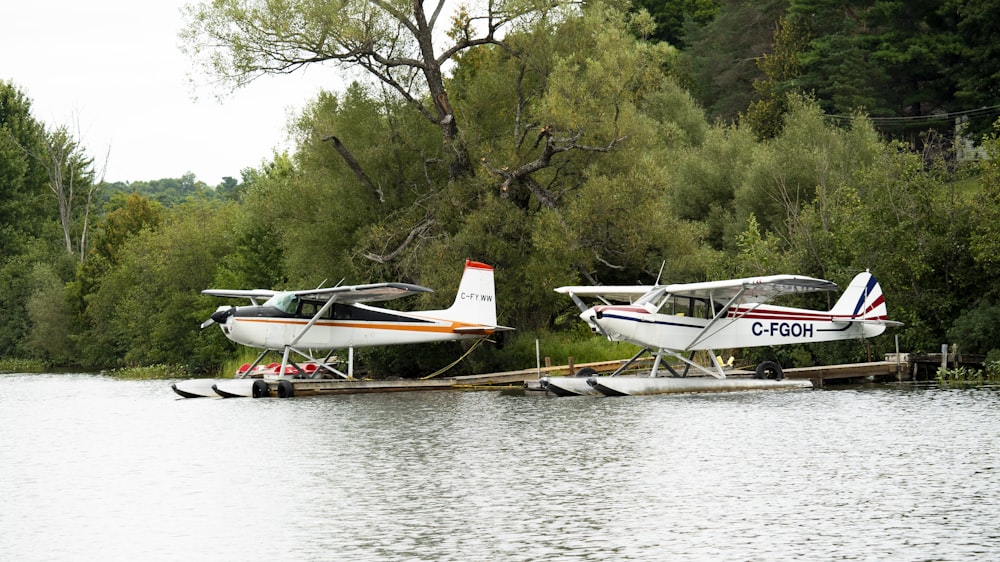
top-left (107, 364), bottom-right (192, 380)
top-left (936, 361), bottom-right (1000, 385)
top-left (0, 358), bottom-right (49, 373)
top-left (504, 330), bottom-right (645, 369)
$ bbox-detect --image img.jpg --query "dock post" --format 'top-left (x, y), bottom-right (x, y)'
top-left (895, 335), bottom-right (902, 382)
top-left (941, 344), bottom-right (948, 372)
top-left (536, 339), bottom-right (541, 379)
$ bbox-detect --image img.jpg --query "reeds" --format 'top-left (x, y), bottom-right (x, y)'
top-left (936, 361), bottom-right (1000, 385)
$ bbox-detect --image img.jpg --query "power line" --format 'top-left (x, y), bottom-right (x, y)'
top-left (824, 104), bottom-right (1000, 124)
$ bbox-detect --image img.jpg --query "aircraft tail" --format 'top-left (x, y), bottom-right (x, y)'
top-left (438, 260), bottom-right (502, 327)
top-left (829, 271), bottom-right (897, 325)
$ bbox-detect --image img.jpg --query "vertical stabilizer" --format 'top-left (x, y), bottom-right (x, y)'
top-left (829, 271), bottom-right (889, 321)
top-left (437, 260), bottom-right (499, 326)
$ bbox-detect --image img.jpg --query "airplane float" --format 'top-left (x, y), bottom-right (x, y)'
top-left (547, 270), bottom-right (902, 396)
top-left (172, 260), bottom-right (512, 398)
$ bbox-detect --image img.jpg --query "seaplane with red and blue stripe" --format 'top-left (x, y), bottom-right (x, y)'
top-left (546, 270), bottom-right (901, 396)
top-left (172, 260), bottom-right (512, 398)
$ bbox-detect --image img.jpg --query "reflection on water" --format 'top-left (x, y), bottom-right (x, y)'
top-left (2, 374), bottom-right (999, 560)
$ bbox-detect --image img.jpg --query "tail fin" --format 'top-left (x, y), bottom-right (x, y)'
top-left (439, 260), bottom-right (500, 326)
top-left (829, 271), bottom-right (896, 325)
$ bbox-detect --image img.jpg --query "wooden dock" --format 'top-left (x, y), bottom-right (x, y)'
top-left (783, 360), bottom-right (903, 387)
top-left (261, 356), bottom-right (920, 397)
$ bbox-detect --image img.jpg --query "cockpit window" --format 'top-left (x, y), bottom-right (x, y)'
top-left (264, 292), bottom-right (299, 314)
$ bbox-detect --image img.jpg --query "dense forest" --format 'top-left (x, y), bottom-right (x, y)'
top-left (3, 0), bottom-right (1000, 377)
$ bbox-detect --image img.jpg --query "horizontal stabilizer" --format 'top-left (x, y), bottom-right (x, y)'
top-left (453, 325), bottom-right (515, 333)
top-left (841, 318), bottom-right (905, 327)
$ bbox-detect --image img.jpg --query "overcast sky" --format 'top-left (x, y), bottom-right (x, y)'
top-left (2, 0), bottom-right (340, 186)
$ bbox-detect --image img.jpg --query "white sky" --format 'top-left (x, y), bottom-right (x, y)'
top-left (2, 0), bottom-right (340, 186)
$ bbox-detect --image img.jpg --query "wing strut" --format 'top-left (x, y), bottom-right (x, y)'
top-left (685, 287), bottom-right (752, 351)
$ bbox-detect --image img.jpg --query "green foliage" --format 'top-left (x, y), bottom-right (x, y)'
top-left (6, 0), bottom-right (1000, 378)
top-left (107, 364), bottom-right (192, 380)
top-left (946, 302), bottom-right (1000, 356)
top-left (677, 0), bottom-right (787, 123)
top-left (969, 124), bottom-right (1000, 274)
top-left (101, 173), bottom-right (216, 206)
top-left (0, 80), bottom-right (51, 258)
top-left (630, 0), bottom-right (721, 47)
top-left (936, 364), bottom-right (1000, 386)
top-left (78, 201), bottom-right (240, 371)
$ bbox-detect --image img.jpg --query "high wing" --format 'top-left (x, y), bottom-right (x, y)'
top-left (553, 285), bottom-right (654, 304)
top-left (555, 275), bottom-right (836, 306)
top-left (289, 283), bottom-right (432, 305)
top-left (202, 283), bottom-right (432, 305)
top-left (201, 289), bottom-right (277, 305)
top-left (662, 274), bottom-right (839, 304)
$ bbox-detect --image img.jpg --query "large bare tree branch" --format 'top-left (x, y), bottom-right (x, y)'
top-left (482, 126), bottom-right (626, 208)
top-left (322, 134), bottom-right (383, 202)
top-left (363, 215), bottom-right (436, 263)
top-left (183, 0), bottom-right (570, 180)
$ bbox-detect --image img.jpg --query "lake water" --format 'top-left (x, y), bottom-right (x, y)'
top-left (1, 373), bottom-right (998, 561)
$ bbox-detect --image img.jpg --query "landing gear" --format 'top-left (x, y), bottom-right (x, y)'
top-left (755, 360), bottom-right (784, 380)
top-left (575, 367), bottom-right (598, 378)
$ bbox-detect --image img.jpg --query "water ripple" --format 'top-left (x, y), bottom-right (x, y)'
top-left (2, 375), bottom-right (999, 560)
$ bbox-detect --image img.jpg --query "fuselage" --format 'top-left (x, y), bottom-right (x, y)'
top-left (216, 302), bottom-right (489, 351)
top-left (585, 302), bottom-right (886, 351)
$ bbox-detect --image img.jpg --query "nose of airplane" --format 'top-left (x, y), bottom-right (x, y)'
top-left (580, 308), bottom-right (602, 333)
top-left (201, 306), bottom-right (236, 329)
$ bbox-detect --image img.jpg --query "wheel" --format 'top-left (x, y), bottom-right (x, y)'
top-left (575, 367), bottom-right (598, 378)
top-left (277, 379), bottom-right (295, 398)
top-left (251, 379), bottom-right (270, 398)
top-left (755, 361), bottom-right (784, 380)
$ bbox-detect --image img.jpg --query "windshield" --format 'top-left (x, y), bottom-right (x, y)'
top-left (634, 287), bottom-right (667, 309)
top-left (263, 292), bottom-right (299, 314)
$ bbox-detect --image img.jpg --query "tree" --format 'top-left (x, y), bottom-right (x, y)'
top-left (676, 0), bottom-right (788, 123)
top-left (182, 0), bottom-right (568, 181)
top-left (40, 125), bottom-right (100, 260)
top-left (79, 201), bottom-right (238, 370)
top-left (945, 0), bottom-right (1000, 140)
top-left (631, 0), bottom-right (720, 47)
top-left (0, 80), bottom-right (50, 259)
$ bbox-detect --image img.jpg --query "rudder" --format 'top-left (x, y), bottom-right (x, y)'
top-left (830, 271), bottom-right (889, 321)
top-left (440, 260), bottom-right (499, 326)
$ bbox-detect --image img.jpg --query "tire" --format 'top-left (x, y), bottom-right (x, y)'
top-left (277, 379), bottom-right (295, 398)
top-left (251, 379), bottom-right (270, 398)
top-left (575, 367), bottom-right (598, 378)
top-left (755, 361), bottom-right (784, 380)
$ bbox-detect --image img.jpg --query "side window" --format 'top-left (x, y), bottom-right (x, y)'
top-left (332, 304), bottom-right (353, 320)
top-left (298, 302), bottom-right (317, 318)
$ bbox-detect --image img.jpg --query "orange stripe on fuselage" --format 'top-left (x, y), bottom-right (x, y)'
top-left (235, 317), bottom-right (488, 334)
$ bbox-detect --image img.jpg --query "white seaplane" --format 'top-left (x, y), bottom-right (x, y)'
top-left (546, 270), bottom-right (901, 397)
top-left (172, 260), bottom-right (511, 398)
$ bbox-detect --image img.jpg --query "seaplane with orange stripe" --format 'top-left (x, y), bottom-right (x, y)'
top-left (546, 270), bottom-right (901, 396)
top-left (173, 260), bottom-right (512, 398)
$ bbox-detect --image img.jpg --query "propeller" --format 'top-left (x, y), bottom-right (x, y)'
top-left (200, 306), bottom-right (236, 329)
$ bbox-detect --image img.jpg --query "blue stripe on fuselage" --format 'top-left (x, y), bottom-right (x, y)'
top-left (600, 312), bottom-right (702, 330)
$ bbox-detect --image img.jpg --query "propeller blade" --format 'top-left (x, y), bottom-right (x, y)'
top-left (201, 306), bottom-right (236, 329)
